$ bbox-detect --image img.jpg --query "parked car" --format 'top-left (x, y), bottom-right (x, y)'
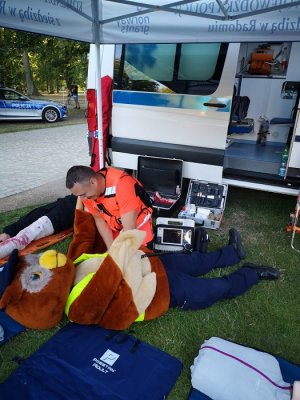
top-left (0, 87), bottom-right (68, 123)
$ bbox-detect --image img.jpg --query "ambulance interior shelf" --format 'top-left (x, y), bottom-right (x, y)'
top-left (238, 42), bottom-right (291, 78)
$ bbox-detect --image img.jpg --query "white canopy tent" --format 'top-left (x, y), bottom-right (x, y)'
top-left (2, 1), bottom-right (300, 43)
top-left (1, 0), bottom-right (300, 167)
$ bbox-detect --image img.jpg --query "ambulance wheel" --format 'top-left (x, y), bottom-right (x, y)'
top-left (43, 107), bottom-right (59, 123)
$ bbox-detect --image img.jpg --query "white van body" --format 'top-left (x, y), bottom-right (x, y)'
top-left (87, 41), bottom-right (300, 195)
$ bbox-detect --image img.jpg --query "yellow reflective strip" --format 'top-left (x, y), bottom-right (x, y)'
top-left (65, 272), bottom-right (96, 316)
top-left (74, 253), bottom-right (108, 265)
top-left (135, 313), bottom-right (145, 322)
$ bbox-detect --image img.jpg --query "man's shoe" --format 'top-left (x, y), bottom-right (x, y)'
top-left (242, 263), bottom-right (280, 280)
top-left (228, 228), bottom-right (245, 259)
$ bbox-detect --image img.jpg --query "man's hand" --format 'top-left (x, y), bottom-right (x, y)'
top-left (0, 233), bottom-right (10, 242)
top-left (93, 209), bottom-right (137, 250)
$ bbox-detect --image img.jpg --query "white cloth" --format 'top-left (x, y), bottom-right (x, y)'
top-left (191, 337), bottom-right (292, 400)
top-left (292, 381), bottom-right (300, 400)
top-left (0, 216), bottom-right (54, 258)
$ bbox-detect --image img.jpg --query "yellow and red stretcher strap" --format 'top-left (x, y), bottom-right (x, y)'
top-left (0, 228), bottom-right (73, 266)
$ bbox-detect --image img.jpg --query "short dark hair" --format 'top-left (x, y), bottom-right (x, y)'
top-left (66, 165), bottom-right (96, 189)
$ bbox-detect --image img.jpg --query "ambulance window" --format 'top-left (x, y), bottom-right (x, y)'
top-left (114, 43), bottom-right (228, 95)
top-left (179, 43), bottom-right (221, 80)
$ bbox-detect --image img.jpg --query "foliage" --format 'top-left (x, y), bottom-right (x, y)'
top-left (0, 28), bottom-right (89, 94)
top-left (0, 186), bottom-right (299, 398)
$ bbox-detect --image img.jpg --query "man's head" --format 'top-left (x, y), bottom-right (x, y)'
top-left (66, 165), bottom-right (104, 200)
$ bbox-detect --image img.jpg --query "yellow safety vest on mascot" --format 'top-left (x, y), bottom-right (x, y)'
top-left (65, 221), bottom-right (170, 331)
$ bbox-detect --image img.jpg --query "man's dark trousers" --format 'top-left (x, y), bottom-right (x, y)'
top-left (160, 244), bottom-right (259, 310)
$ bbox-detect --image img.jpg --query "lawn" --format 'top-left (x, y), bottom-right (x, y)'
top-left (0, 186), bottom-right (299, 398)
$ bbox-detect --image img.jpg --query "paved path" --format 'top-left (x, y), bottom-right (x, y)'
top-left (0, 124), bottom-right (90, 211)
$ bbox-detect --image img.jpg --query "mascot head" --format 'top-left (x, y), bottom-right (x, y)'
top-left (0, 249), bottom-right (75, 329)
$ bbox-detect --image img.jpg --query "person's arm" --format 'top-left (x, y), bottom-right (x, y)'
top-left (93, 215), bottom-right (114, 249)
top-left (120, 209), bottom-right (137, 231)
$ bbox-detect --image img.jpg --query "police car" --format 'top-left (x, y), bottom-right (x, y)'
top-left (0, 87), bottom-right (68, 123)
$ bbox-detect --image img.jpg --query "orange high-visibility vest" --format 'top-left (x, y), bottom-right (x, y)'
top-left (82, 168), bottom-right (153, 244)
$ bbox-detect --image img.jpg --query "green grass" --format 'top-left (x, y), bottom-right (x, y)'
top-left (0, 187), bottom-right (300, 399)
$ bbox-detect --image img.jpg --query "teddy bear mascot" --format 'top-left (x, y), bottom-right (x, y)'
top-left (64, 208), bottom-right (170, 330)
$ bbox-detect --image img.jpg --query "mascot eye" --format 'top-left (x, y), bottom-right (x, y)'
top-left (21, 265), bottom-right (53, 293)
top-left (30, 272), bottom-right (42, 281)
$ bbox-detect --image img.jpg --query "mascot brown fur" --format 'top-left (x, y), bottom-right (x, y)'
top-left (65, 209), bottom-right (170, 330)
top-left (0, 250), bottom-right (74, 329)
top-left (0, 209), bottom-right (170, 331)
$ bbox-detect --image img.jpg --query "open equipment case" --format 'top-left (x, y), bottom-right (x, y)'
top-left (137, 156), bottom-right (228, 230)
top-left (178, 180), bottom-right (228, 230)
top-left (137, 156), bottom-right (183, 213)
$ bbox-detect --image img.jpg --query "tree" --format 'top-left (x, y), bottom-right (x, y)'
top-left (36, 37), bottom-right (89, 93)
top-left (0, 28), bottom-right (89, 95)
top-left (22, 51), bottom-right (40, 96)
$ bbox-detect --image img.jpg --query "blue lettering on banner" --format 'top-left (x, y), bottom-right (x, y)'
top-left (0, 1), bottom-right (6, 15)
top-left (0, 0), bottom-right (66, 26)
top-left (207, 16), bottom-right (300, 34)
top-left (18, 6), bottom-right (61, 26)
top-left (167, 0), bottom-right (300, 36)
top-left (271, 17), bottom-right (300, 33)
top-left (174, 0), bottom-right (300, 16)
top-left (208, 19), bottom-right (256, 32)
top-left (117, 16), bottom-right (150, 35)
top-left (43, 0), bottom-right (83, 13)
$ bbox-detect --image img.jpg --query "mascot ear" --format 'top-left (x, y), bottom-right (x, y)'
top-left (0, 249), bottom-right (19, 298)
top-left (108, 229), bottom-right (146, 272)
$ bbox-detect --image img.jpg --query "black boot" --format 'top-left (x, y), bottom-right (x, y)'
top-left (242, 263), bottom-right (280, 280)
top-left (228, 228), bottom-right (246, 259)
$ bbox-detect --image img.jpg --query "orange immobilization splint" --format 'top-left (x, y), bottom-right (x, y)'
top-left (0, 228), bottom-right (73, 266)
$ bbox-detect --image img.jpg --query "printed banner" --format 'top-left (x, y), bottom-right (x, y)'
top-left (0, 0), bottom-right (300, 43)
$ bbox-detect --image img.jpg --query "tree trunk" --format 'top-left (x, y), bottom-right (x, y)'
top-left (22, 51), bottom-right (40, 96)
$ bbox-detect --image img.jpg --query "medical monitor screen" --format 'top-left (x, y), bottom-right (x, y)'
top-left (162, 228), bottom-right (182, 245)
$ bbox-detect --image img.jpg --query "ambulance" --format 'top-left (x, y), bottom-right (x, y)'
top-left (87, 40), bottom-right (300, 195)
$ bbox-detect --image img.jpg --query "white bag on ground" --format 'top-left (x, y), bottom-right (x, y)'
top-left (191, 337), bottom-right (291, 400)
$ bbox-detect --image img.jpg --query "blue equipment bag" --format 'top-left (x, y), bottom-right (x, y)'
top-left (0, 323), bottom-right (182, 400)
top-left (0, 310), bottom-right (25, 345)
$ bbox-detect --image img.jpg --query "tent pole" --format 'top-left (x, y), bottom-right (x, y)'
top-left (95, 43), bottom-right (104, 170)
